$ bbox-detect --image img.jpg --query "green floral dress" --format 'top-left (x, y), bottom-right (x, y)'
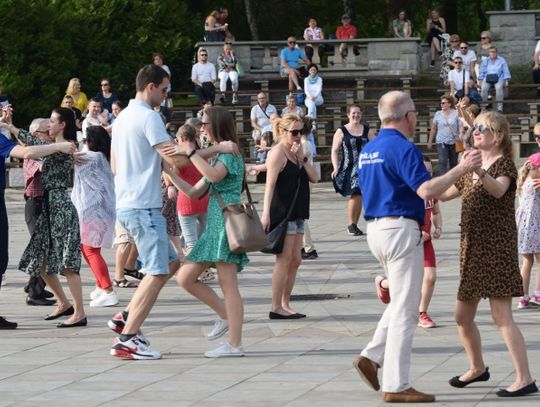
top-left (187, 153), bottom-right (249, 271)
top-left (17, 130), bottom-right (81, 276)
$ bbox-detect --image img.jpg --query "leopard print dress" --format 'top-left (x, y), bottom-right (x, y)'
top-left (455, 156), bottom-right (522, 301)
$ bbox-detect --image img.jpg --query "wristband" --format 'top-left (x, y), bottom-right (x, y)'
top-left (187, 149), bottom-right (197, 159)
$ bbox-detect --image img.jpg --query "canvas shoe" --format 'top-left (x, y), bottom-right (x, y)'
top-left (347, 224), bottom-right (364, 236)
top-left (418, 312), bottom-right (436, 328)
top-left (232, 94), bottom-right (238, 104)
top-left (107, 312), bottom-right (150, 346)
top-left (204, 341), bottom-right (245, 358)
top-left (207, 318), bottom-right (229, 341)
top-left (110, 335), bottom-right (161, 360)
top-left (528, 294), bottom-right (540, 307)
top-left (90, 291), bottom-right (119, 307)
top-left (90, 287), bottom-right (104, 301)
top-left (517, 296), bottom-right (530, 309)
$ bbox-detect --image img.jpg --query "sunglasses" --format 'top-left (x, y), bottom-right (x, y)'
top-left (481, 37), bottom-right (488, 39)
top-left (200, 54), bottom-right (208, 57)
top-left (473, 124), bottom-right (489, 134)
top-left (460, 47), bottom-right (468, 50)
top-left (288, 41), bottom-right (296, 44)
top-left (287, 128), bottom-right (301, 136)
top-left (101, 83), bottom-right (109, 86)
top-left (454, 61), bottom-right (462, 65)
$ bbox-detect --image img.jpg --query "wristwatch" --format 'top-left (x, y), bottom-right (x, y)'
top-left (302, 156), bottom-right (308, 163)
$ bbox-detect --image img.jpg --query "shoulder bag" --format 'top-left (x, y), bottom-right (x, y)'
top-left (213, 182), bottom-right (268, 254)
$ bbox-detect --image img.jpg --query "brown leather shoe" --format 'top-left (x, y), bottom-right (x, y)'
top-left (352, 355), bottom-right (380, 391)
top-left (383, 387), bottom-right (435, 403)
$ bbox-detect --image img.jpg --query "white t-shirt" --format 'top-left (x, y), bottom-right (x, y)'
top-left (448, 69), bottom-right (470, 91)
top-left (112, 99), bottom-right (170, 209)
top-left (250, 103), bottom-right (277, 131)
top-left (452, 50), bottom-right (477, 72)
top-left (191, 62), bottom-right (217, 83)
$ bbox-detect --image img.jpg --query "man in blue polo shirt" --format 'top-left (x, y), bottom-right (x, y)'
top-left (353, 91), bottom-right (482, 403)
top-left (280, 36), bottom-right (309, 93)
top-left (0, 113), bottom-right (77, 329)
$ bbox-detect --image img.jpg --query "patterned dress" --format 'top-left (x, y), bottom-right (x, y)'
top-left (516, 178), bottom-right (540, 254)
top-left (333, 124), bottom-right (369, 196)
top-left (455, 156), bottom-right (522, 300)
top-left (187, 153), bottom-right (248, 271)
top-left (18, 131), bottom-right (81, 276)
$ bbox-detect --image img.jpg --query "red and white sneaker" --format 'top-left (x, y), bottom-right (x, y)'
top-left (107, 312), bottom-right (150, 346)
top-left (375, 275), bottom-right (390, 304)
top-left (110, 335), bottom-right (161, 360)
top-left (418, 312), bottom-right (436, 328)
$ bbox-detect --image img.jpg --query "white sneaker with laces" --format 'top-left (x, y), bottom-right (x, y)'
top-left (90, 286), bottom-right (104, 300)
top-left (111, 335), bottom-right (161, 360)
top-left (207, 318), bottom-right (229, 341)
top-left (90, 290), bottom-right (119, 307)
top-left (204, 341), bottom-right (245, 358)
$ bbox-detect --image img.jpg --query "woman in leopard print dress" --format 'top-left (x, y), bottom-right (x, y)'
top-left (440, 112), bottom-right (537, 397)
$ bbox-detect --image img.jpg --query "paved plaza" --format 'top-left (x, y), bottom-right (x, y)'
top-left (1, 183), bottom-right (539, 406)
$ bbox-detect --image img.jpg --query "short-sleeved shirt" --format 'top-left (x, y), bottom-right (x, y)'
top-left (358, 128), bottom-right (430, 225)
top-left (280, 47), bottom-right (305, 69)
top-left (452, 50), bottom-right (477, 72)
top-left (191, 62), bottom-right (216, 83)
top-left (112, 99), bottom-right (170, 209)
top-left (336, 24), bottom-right (357, 40)
top-left (0, 134), bottom-right (16, 188)
top-left (392, 19), bottom-right (411, 37)
top-left (432, 110), bottom-right (460, 144)
top-left (304, 26), bottom-right (324, 41)
top-left (448, 69), bottom-right (471, 91)
top-left (250, 103), bottom-right (277, 131)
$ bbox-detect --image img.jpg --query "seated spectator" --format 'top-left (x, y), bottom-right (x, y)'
top-left (256, 131), bottom-right (274, 164)
top-left (532, 38), bottom-right (540, 97)
top-left (448, 57), bottom-right (471, 99)
top-left (280, 36), bottom-right (309, 93)
top-left (303, 17), bottom-right (326, 64)
top-left (94, 79), bottom-right (118, 114)
top-left (479, 46), bottom-right (511, 113)
top-left (204, 9), bottom-right (227, 42)
top-left (304, 63), bottom-right (324, 121)
top-left (282, 94), bottom-right (305, 116)
top-left (453, 41), bottom-right (477, 82)
top-left (217, 42), bottom-right (239, 105)
top-left (392, 10), bottom-right (412, 38)
top-left (476, 31), bottom-right (492, 79)
top-left (336, 14), bottom-right (359, 64)
top-left (82, 98), bottom-right (108, 139)
top-left (64, 77), bottom-right (88, 115)
top-left (426, 9), bottom-right (446, 67)
top-left (192, 48), bottom-right (216, 106)
top-left (61, 95), bottom-right (82, 130)
top-left (442, 34), bottom-right (461, 69)
top-left (250, 92), bottom-right (277, 154)
top-left (153, 52), bottom-right (172, 106)
top-left (154, 105), bottom-right (171, 131)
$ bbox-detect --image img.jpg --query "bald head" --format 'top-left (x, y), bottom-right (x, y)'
top-left (378, 91), bottom-right (415, 125)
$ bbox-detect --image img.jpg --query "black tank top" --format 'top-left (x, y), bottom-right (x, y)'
top-left (269, 159), bottom-right (310, 230)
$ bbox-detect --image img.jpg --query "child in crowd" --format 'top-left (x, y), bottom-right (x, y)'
top-left (374, 156), bottom-right (442, 329)
top-left (255, 131), bottom-right (274, 164)
top-left (516, 152), bottom-right (540, 309)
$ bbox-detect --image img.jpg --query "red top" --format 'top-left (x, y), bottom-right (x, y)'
top-left (177, 164), bottom-right (210, 216)
top-left (336, 24), bottom-right (357, 40)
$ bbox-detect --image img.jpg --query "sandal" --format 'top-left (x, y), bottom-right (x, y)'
top-left (113, 278), bottom-right (138, 288)
top-left (124, 268), bottom-right (145, 280)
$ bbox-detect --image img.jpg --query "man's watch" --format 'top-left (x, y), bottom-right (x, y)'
top-left (302, 156), bottom-right (308, 163)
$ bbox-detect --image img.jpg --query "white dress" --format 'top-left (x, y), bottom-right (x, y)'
top-left (516, 179), bottom-right (540, 254)
top-left (71, 151), bottom-right (116, 248)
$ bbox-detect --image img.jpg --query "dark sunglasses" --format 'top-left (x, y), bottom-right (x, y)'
top-left (473, 124), bottom-right (489, 134)
top-left (288, 41), bottom-right (296, 44)
top-left (481, 36), bottom-right (488, 39)
top-left (287, 128), bottom-right (301, 136)
top-left (200, 54), bottom-right (208, 57)
top-left (460, 47), bottom-right (468, 50)
top-left (454, 61), bottom-right (462, 65)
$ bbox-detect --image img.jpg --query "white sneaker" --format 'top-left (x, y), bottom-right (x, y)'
top-left (207, 318), bottom-right (229, 341)
top-left (90, 286), bottom-right (104, 300)
top-left (90, 291), bottom-right (119, 307)
top-left (232, 94), bottom-right (238, 104)
top-left (204, 341), bottom-right (245, 358)
top-left (111, 335), bottom-right (161, 360)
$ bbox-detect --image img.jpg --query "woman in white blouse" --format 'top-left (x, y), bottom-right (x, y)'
top-left (303, 64), bottom-right (323, 121)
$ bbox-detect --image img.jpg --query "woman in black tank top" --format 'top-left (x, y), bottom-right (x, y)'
top-left (262, 114), bottom-right (319, 319)
top-left (426, 9), bottom-right (446, 67)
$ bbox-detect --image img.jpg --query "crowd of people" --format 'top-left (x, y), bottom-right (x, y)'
top-left (0, 7), bottom-right (539, 405)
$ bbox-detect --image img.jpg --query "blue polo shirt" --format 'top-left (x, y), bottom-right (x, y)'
top-left (0, 133), bottom-right (16, 189)
top-left (358, 128), bottom-right (430, 225)
top-left (280, 47), bottom-right (305, 69)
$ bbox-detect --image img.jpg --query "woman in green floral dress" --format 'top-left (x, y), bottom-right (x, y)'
top-left (17, 108), bottom-right (86, 327)
top-left (165, 106), bottom-right (247, 358)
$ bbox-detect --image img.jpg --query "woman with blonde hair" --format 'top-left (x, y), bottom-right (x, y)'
top-left (204, 10), bottom-right (227, 42)
top-left (261, 114), bottom-right (319, 319)
top-left (64, 78), bottom-right (88, 115)
top-left (440, 111), bottom-right (537, 397)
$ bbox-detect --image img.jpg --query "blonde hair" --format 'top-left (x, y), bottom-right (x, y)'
top-left (474, 111), bottom-right (513, 158)
top-left (66, 78), bottom-right (80, 95)
top-left (271, 113), bottom-right (302, 142)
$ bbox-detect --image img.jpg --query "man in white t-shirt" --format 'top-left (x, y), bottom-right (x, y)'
top-left (81, 98), bottom-right (107, 139)
top-left (447, 57), bottom-right (472, 99)
top-left (250, 92), bottom-right (277, 157)
top-left (452, 42), bottom-right (477, 82)
top-left (192, 48), bottom-right (217, 106)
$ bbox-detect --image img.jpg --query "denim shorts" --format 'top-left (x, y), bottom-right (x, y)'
top-left (116, 208), bottom-right (178, 275)
top-left (286, 219), bottom-right (305, 235)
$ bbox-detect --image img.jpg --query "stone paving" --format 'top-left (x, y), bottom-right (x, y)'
top-left (1, 183), bottom-right (539, 406)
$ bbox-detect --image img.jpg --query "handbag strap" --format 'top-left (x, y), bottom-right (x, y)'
top-left (442, 112), bottom-right (458, 139)
top-left (212, 179), bottom-right (255, 210)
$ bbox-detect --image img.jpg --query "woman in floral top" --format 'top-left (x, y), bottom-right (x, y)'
top-left (217, 42), bottom-right (239, 105)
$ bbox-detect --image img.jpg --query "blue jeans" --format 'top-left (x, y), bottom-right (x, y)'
top-left (436, 143), bottom-right (458, 175)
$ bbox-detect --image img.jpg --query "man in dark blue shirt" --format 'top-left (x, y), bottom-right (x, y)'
top-left (352, 91), bottom-right (482, 403)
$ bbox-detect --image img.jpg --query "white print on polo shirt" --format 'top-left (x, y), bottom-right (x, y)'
top-left (358, 151), bottom-right (384, 168)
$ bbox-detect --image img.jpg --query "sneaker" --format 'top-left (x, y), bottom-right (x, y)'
top-left (90, 291), bottom-right (119, 307)
top-left (302, 250), bottom-right (318, 260)
top-left (204, 341), bottom-right (245, 358)
top-left (518, 296), bottom-right (530, 309)
top-left (418, 312), bottom-right (436, 328)
top-left (207, 318), bottom-right (229, 341)
top-left (347, 224), bottom-right (364, 236)
top-left (0, 316), bottom-right (17, 330)
top-left (529, 294), bottom-right (540, 307)
top-left (110, 335), bottom-right (161, 360)
top-left (107, 312), bottom-right (150, 346)
top-left (232, 94), bottom-right (238, 104)
top-left (375, 275), bottom-right (390, 304)
top-left (90, 286), bottom-right (104, 301)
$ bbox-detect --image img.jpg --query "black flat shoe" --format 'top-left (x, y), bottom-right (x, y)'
top-left (42, 289), bottom-right (54, 298)
top-left (294, 313), bottom-right (307, 318)
top-left (449, 367), bottom-right (490, 388)
top-left (26, 296), bottom-right (57, 306)
top-left (496, 381), bottom-right (538, 397)
top-left (269, 311), bottom-right (303, 320)
top-left (0, 316), bottom-right (17, 330)
top-left (57, 317), bottom-right (87, 328)
top-left (44, 305), bottom-right (74, 321)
